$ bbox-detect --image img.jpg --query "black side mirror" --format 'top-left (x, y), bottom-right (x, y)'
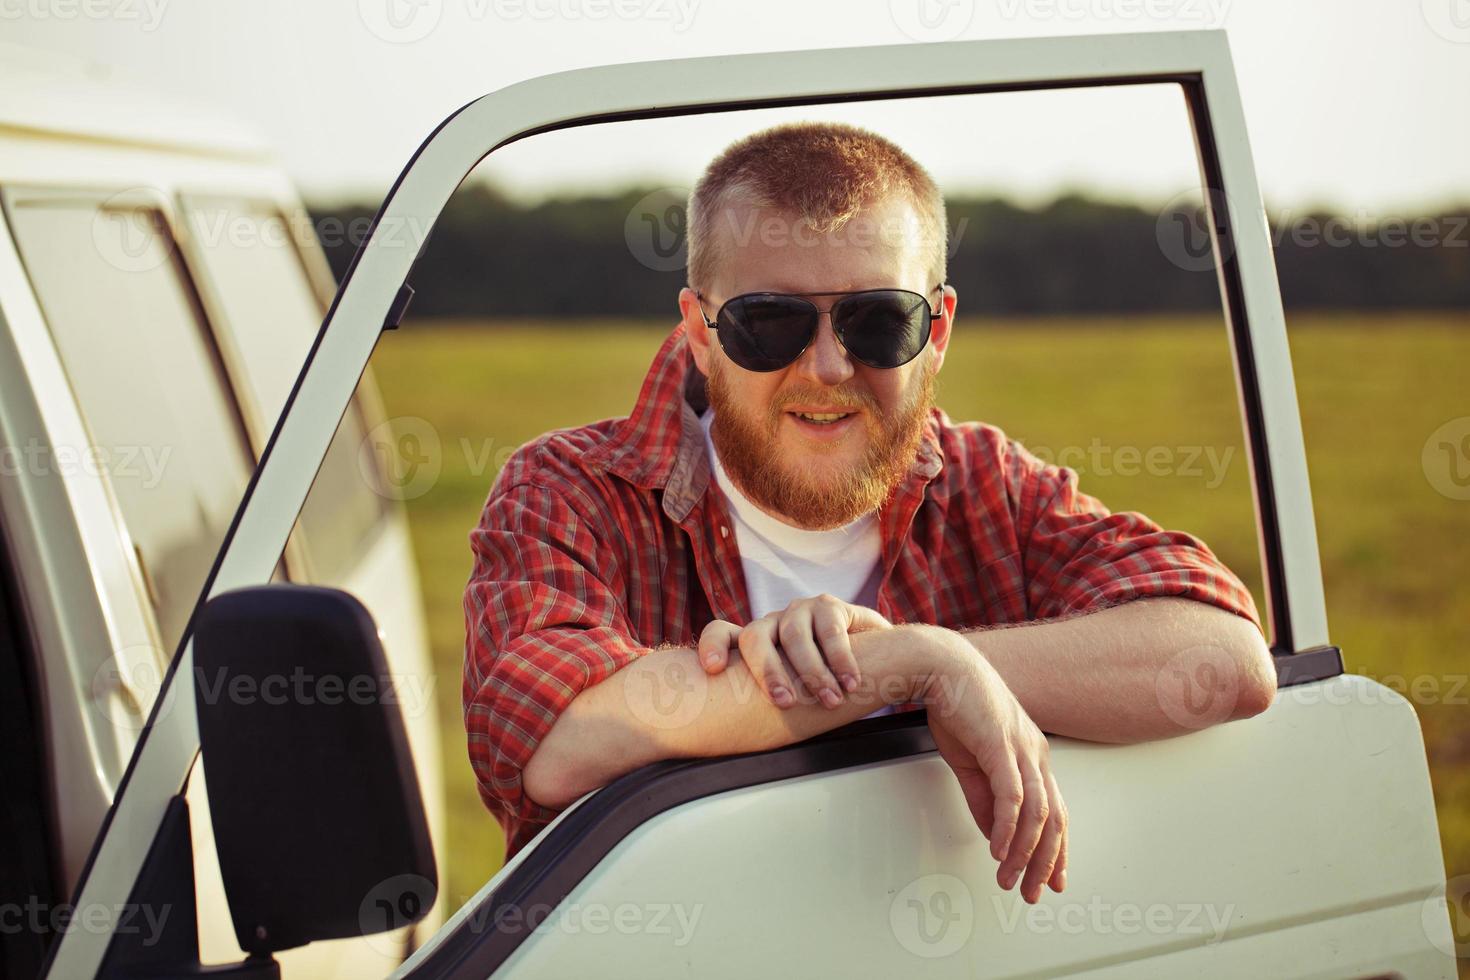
top-left (193, 584), bottom-right (437, 956)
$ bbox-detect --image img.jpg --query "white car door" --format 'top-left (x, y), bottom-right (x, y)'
top-left (46, 29), bottom-right (1457, 980)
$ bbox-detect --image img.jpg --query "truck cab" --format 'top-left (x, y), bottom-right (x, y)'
top-left (10, 30), bottom-right (1458, 980)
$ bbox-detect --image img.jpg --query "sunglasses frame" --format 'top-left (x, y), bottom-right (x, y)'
top-left (693, 283), bottom-right (946, 372)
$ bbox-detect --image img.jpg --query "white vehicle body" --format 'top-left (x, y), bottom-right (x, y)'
top-left (19, 30), bottom-right (1458, 979)
top-left (0, 60), bottom-right (445, 978)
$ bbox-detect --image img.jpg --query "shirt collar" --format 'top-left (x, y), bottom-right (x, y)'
top-left (588, 322), bottom-right (945, 525)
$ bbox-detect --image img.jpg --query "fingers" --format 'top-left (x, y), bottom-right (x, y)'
top-left (997, 757), bottom-right (1049, 894)
top-left (845, 602), bottom-right (892, 634)
top-left (737, 614), bottom-right (800, 708)
top-left (812, 597), bottom-right (863, 693)
top-left (986, 755), bottom-right (1024, 868)
top-left (954, 768), bottom-right (997, 842)
top-left (697, 620), bottom-right (741, 674)
top-left (1043, 767), bottom-right (1069, 894)
top-left (1049, 827), bottom-right (1068, 894)
top-left (1021, 763), bottom-right (1066, 903)
top-left (728, 596), bottom-right (890, 710)
top-left (779, 606), bottom-right (844, 708)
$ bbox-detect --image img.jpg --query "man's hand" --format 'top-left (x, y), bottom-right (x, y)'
top-left (923, 628), bottom-right (1067, 904)
top-left (696, 594), bottom-right (891, 709)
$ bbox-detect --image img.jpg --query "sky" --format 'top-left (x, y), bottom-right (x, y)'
top-left (4, 0), bottom-right (1469, 215)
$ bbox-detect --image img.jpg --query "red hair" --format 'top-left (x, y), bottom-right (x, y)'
top-left (687, 121), bottom-right (948, 293)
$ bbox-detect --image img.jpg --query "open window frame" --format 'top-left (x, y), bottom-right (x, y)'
top-left (54, 29), bottom-right (1346, 980)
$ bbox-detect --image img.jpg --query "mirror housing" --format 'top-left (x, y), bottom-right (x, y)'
top-left (193, 584), bottom-right (437, 955)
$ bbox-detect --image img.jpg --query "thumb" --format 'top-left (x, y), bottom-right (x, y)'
top-left (697, 620), bottom-right (741, 674)
top-left (846, 604), bottom-right (892, 633)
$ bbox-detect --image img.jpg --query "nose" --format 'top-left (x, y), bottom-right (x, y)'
top-left (791, 312), bottom-right (855, 387)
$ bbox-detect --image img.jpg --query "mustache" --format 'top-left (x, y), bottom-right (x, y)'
top-left (770, 386), bottom-right (879, 415)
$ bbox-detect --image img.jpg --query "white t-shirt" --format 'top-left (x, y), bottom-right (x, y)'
top-left (700, 408), bottom-right (893, 719)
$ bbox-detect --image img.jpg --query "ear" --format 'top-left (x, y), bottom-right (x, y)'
top-left (680, 286), bottom-right (716, 376)
top-left (925, 284), bottom-right (957, 376)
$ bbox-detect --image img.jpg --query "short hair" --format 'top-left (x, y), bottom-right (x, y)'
top-left (686, 121), bottom-right (948, 294)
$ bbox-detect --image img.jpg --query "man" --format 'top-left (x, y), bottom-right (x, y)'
top-left (463, 122), bottom-right (1275, 906)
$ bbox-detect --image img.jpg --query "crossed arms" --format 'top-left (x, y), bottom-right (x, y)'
top-left (466, 430), bottom-right (1274, 896)
top-left (521, 593), bottom-right (1275, 905)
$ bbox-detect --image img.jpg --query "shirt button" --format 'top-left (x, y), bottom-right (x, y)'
top-left (720, 525), bottom-right (729, 539)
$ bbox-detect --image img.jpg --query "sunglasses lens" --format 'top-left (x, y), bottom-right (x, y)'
top-left (716, 295), bottom-right (818, 372)
top-left (833, 290), bottom-right (931, 368)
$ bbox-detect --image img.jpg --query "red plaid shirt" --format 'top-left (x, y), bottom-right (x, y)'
top-left (464, 323), bottom-right (1260, 857)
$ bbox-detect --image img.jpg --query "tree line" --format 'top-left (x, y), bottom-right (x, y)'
top-left (311, 183), bottom-right (1470, 318)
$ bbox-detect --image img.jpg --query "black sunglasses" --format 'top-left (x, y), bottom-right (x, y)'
top-left (694, 285), bottom-right (944, 372)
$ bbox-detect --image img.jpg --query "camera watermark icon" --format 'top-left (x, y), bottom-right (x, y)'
top-left (90, 645), bottom-right (175, 732)
top-left (359, 873), bottom-right (438, 955)
top-left (1422, 874), bottom-right (1470, 958)
top-left (0, 0), bottom-right (169, 30)
top-left (625, 187), bottom-right (691, 273)
top-left (889, 0), bottom-right (974, 42)
top-left (890, 873), bottom-right (974, 959)
top-left (358, 418), bottom-right (532, 500)
top-left (1156, 187), bottom-right (1232, 273)
top-left (362, 416), bottom-right (443, 501)
top-left (1421, 0), bottom-right (1470, 43)
top-left (358, 0), bottom-right (443, 42)
top-left (1154, 644), bottom-right (1240, 731)
top-left (622, 657), bottom-right (710, 731)
top-left (91, 192), bottom-right (173, 275)
top-left (1423, 416), bottom-right (1470, 501)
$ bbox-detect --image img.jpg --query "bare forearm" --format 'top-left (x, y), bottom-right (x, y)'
top-left (960, 597), bottom-right (1276, 743)
top-left (523, 623), bottom-right (947, 809)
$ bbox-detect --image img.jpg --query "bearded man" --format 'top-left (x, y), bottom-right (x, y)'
top-left (463, 122), bottom-right (1274, 905)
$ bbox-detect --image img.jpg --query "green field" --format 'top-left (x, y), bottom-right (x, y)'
top-left (370, 312), bottom-right (1470, 923)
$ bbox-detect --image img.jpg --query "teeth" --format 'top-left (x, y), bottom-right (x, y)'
top-left (796, 412), bottom-right (849, 423)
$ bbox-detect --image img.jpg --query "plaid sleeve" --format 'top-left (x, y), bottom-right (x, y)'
top-left (1006, 439), bottom-right (1261, 630)
top-left (462, 478), bottom-right (651, 848)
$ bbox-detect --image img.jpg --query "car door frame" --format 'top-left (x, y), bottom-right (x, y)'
top-left (47, 29), bottom-right (1346, 979)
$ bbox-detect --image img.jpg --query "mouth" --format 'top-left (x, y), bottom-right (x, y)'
top-left (785, 409), bottom-right (861, 440)
top-left (790, 410), bottom-right (853, 424)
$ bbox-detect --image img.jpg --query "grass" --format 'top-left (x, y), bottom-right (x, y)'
top-left (370, 312), bottom-right (1470, 935)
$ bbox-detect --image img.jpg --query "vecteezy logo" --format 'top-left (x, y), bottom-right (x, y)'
top-left (1423, 417), bottom-right (1470, 500)
top-left (1422, 874), bottom-right (1470, 958)
top-left (889, 873), bottom-right (974, 959)
top-left (361, 416), bottom-right (442, 501)
top-left (90, 645), bottom-right (176, 731)
top-left (358, 0), bottom-right (443, 43)
top-left (889, 0), bottom-right (975, 41)
top-left (624, 187), bottom-right (690, 273)
top-left (1156, 187), bottom-right (1234, 273)
top-left (622, 658), bottom-right (708, 730)
top-left (91, 193), bottom-right (171, 274)
top-left (359, 873), bottom-right (437, 956)
top-left (1421, 0), bottom-right (1470, 43)
top-left (1155, 644), bottom-right (1240, 730)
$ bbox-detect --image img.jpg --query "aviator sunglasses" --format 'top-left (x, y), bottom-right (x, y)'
top-left (694, 285), bottom-right (944, 372)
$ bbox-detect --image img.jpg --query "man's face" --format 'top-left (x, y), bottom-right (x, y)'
top-left (682, 194), bottom-right (955, 530)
